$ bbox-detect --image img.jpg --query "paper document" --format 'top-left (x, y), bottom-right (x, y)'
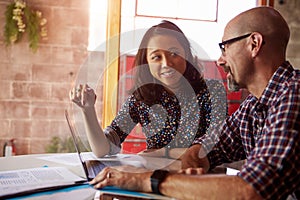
top-left (0, 167), bottom-right (86, 198)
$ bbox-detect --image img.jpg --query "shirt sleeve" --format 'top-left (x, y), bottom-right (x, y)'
top-left (238, 82), bottom-right (300, 199)
top-left (193, 79), bottom-right (228, 144)
top-left (105, 95), bottom-right (138, 153)
top-left (103, 127), bottom-right (121, 154)
top-left (203, 112), bottom-right (247, 168)
top-left (192, 100), bottom-right (248, 168)
top-left (205, 79), bottom-right (228, 132)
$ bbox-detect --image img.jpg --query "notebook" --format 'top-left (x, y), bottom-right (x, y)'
top-left (65, 110), bottom-right (122, 181)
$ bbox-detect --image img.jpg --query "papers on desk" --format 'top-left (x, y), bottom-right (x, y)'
top-left (38, 152), bottom-right (143, 167)
top-left (0, 167), bottom-right (86, 199)
top-left (37, 152), bottom-right (180, 171)
top-left (0, 153), bottom-right (179, 199)
top-left (226, 167), bottom-right (240, 175)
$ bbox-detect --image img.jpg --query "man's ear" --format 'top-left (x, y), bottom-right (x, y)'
top-left (250, 32), bottom-right (264, 58)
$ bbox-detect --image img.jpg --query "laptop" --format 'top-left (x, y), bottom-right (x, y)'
top-left (65, 110), bottom-right (122, 181)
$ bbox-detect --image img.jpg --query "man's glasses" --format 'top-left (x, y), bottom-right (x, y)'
top-left (218, 33), bottom-right (252, 54)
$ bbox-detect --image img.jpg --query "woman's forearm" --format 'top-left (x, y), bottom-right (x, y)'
top-left (81, 106), bottom-right (110, 157)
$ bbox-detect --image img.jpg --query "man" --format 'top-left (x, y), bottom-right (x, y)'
top-left (90, 6), bottom-right (299, 200)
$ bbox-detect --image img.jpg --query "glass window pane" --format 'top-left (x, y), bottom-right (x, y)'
top-left (136, 0), bottom-right (218, 21)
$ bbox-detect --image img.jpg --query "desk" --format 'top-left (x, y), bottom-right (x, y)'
top-left (0, 153), bottom-right (180, 199)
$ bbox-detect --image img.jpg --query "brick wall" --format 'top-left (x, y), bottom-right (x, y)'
top-left (0, 0), bottom-right (90, 155)
top-left (275, 0), bottom-right (300, 68)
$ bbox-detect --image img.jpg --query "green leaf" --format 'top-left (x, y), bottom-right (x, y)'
top-left (24, 7), bottom-right (40, 52)
top-left (4, 3), bottom-right (22, 45)
top-left (3, 1), bottom-right (46, 53)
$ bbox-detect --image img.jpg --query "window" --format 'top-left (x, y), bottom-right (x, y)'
top-left (136, 0), bottom-right (218, 22)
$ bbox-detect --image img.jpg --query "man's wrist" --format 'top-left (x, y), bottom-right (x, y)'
top-left (150, 169), bottom-right (169, 195)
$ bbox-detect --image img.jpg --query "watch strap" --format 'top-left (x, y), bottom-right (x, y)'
top-left (150, 169), bottom-right (169, 195)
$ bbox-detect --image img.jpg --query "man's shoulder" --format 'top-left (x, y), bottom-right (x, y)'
top-left (282, 67), bottom-right (300, 91)
top-left (292, 68), bottom-right (300, 82)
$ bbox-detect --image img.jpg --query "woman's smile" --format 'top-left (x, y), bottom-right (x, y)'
top-left (160, 68), bottom-right (176, 77)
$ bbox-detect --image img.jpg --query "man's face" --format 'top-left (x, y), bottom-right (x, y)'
top-left (220, 64), bottom-right (240, 92)
top-left (217, 29), bottom-right (252, 92)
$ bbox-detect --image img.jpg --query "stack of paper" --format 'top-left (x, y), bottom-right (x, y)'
top-left (0, 167), bottom-right (86, 199)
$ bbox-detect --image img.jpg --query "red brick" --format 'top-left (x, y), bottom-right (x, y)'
top-left (29, 138), bottom-right (51, 154)
top-left (10, 120), bottom-right (32, 138)
top-left (47, 104), bottom-right (68, 119)
top-left (14, 139), bottom-right (30, 155)
top-left (51, 83), bottom-right (71, 101)
top-left (10, 44), bottom-right (35, 64)
top-left (0, 101), bottom-right (30, 119)
top-left (51, 47), bottom-right (75, 65)
top-left (31, 120), bottom-right (51, 138)
top-left (31, 105), bottom-right (48, 119)
top-left (29, 83), bottom-right (51, 100)
top-left (49, 120), bottom-right (69, 137)
top-left (0, 64), bottom-right (32, 81)
top-left (0, 81), bottom-right (11, 100)
top-left (32, 64), bottom-right (75, 82)
top-left (31, 102), bottom-right (67, 119)
top-left (0, 120), bottom-right (10, 137)
top-left (12, 82), bottom-right (30, 99)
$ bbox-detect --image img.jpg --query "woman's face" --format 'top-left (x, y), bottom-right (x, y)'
top-left (146, 35), bottom-right (187, 91)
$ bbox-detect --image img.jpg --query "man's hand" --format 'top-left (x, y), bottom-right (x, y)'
top-left (180, 144), bottom-right (209, 171)
top-left (90, 166), bottom-right (153, 192)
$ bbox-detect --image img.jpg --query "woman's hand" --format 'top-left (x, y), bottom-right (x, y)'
top-left (69, 84), bottom-right (96, 110)
top-left (90, 166), bottom-right (152, 192)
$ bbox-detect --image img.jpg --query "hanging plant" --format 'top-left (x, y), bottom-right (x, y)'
top-left (4, 0), bottom-right (48, 53)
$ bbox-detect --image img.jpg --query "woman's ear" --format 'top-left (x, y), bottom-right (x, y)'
top-left (250, 32), bottom-right (264, 58)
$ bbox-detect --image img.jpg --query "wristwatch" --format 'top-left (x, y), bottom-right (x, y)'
top-left (150, 169), bottom-right (169, 195)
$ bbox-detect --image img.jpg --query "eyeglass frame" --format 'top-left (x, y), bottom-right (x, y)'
top-left (218, 33), bottom-right (252, 54)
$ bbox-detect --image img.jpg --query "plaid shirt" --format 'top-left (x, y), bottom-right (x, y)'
top-left (194, 61), bottom-right (300, 199)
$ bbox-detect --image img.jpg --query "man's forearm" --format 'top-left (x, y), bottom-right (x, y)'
top-left (159, 173), bottom-right (262, 200)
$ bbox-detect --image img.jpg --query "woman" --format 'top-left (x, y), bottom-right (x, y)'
top-left (70, 20), bottom-right (212, 158)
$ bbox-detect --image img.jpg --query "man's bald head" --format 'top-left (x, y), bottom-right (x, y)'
top-left (225, 6), bottom-right (290, 53)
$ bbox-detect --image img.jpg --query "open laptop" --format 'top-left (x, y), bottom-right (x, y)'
top-left (65, 110), bottom-right (122, 181)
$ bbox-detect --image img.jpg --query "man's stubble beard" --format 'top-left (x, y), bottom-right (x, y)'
top-left (227, 74), bottom-right (240, 92)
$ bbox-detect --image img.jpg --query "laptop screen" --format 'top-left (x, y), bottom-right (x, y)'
top-left (65, 110), bottom-right (91, 180)
top-left (65, 110), bottom-right (121, 181)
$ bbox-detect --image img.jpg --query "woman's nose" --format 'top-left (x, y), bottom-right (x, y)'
top-left (162, 55), bottom-right (173, 67)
